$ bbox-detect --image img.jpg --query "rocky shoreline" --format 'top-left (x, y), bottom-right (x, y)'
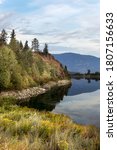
top-left (0, 80), bottom-right (71, 100)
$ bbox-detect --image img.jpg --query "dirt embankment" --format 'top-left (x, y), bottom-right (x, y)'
top-left (0, 80), bottom-right (71, 100)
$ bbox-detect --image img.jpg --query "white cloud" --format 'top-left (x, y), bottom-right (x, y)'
top-left (0, 0), bottom-right (99, 56)
top-left (0, 0), bottom-right (5, 4)
top-left (0, 13), bottom-right (15, 30)
top-left (43, 4), bottom-right (78, 16)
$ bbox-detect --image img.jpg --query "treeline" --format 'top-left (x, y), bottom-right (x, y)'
top-left (71, 70), bottom-right (100, 81)
top-left (0, 29), bottom-right (68, 90)
top-left (0, 29), bottom-right (48, 53)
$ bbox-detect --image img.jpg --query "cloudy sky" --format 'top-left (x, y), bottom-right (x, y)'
top-left (0, 0), bottom-right (99, 57)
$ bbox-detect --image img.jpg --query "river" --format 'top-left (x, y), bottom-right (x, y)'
top-left (18, 79), bottom-right (100, 127)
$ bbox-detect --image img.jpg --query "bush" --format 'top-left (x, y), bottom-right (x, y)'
top-left (0, 70), bottom-right (11, 89)
top-left (10, 70), bottom-right (23, 89)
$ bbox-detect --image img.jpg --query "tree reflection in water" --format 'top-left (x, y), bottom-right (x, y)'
top-left (18, 84), bottom-right (71, 111)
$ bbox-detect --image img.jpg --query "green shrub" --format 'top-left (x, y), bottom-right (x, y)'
top-left (0, 46), bottom-right (17, 89)
top-left (0, 70), bottom-right (11, 89)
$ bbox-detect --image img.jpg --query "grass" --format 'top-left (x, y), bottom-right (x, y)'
top-left (0, 97), bottom-right (100, 150)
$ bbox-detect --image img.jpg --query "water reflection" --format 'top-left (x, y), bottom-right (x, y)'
top-left (53, 89), bottom-right (100, 127)
top-left (18, 79), bottom-right (100, 127)
top-left (68, 79), bottom-right (100, 96)
top-left (18, 84), bottom-right (71, 111)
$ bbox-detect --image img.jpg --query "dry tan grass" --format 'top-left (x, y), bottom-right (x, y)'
top-left (0, 97), bottom-right (100, 150)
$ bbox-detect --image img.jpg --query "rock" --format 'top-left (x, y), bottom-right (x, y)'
top-left (0, 80), bottom-right (71, 100)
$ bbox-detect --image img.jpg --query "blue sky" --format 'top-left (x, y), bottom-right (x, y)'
top-left (0, 0), bottom-right (99, 57)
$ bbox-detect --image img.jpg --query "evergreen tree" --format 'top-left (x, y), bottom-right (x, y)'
top-left (10, 29), bottom-right (16, 39)
top-left (23, 40), bottom-right (29, 51)
top-left (64, 65), bottom-right (69, 77)
top-left (64, 65), bottom-right (68, 74)
top-left (19, 41), bottom-right (23, 50)
top-left (9, 29), bottom-right (17, 51)
top-left (0, 29), bottom-right (7, 46)
top-left (43, 43), bottom-right (48, 55)
top-left (32, 38), bottom-right (39, 51)
top-left (64, 65), bottom-right (68, 71)
top-left (87, 69), bottom-right (91, 75)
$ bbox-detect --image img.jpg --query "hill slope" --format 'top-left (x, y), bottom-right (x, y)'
top-left (53, 53), bottom-right (100, 73)
top-left (0, 46), bottom-right (68, 90)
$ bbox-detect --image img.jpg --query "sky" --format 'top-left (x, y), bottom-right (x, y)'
top-left (0, 0), bottom-right (100, 57)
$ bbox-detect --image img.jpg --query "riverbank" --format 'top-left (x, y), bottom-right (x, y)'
top-left (0, 80), bottom-right (71, 100)
top-left (0, 97), bottom-right (100, 150)
top-left (0, 79), bottom-right (100, 150)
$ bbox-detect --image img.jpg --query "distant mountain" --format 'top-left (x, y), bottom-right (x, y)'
top-left (53, 53), bottom-right (100, 73)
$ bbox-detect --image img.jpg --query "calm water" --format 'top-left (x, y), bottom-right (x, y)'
top-left (18, 79), bottom-right (100, 127)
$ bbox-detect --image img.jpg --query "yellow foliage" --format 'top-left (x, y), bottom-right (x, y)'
top-left (0, 100), bottom-right (100, 150)
top-left (58, 140), bottom-right (69, 150)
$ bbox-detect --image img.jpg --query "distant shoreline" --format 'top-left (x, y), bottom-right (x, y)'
top-left (70, 72), bottom-right (100, 81)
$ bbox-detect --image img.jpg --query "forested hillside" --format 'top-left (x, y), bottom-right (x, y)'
top-left (53, 53), bottom-right (100, 73)
top-left (0, 29), bottom-right (69, 90)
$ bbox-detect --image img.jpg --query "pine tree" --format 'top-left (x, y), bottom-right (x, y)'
top-left (87, 69), bottom-right (91, 75)
top-left (9, 29), bottom-right (17, 51)
top-left (19, 41), bottom-right (23, 50)
top-left (64, 65), bottom-right (68, 74)
top-left (64, 65), bottom-right (69, 76)
top-left (43, 43), bottom-right (48, 55)
top-left (32, 38), bottom-right (39, 51)
top-left (64, 65), bottom-right (68, 71)
top-left (10, 29), bottom-right (16, 39)
top-left (0, 29), bottom-right (7, 46)
top-left (23, 41), bottom-right (29, 51)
